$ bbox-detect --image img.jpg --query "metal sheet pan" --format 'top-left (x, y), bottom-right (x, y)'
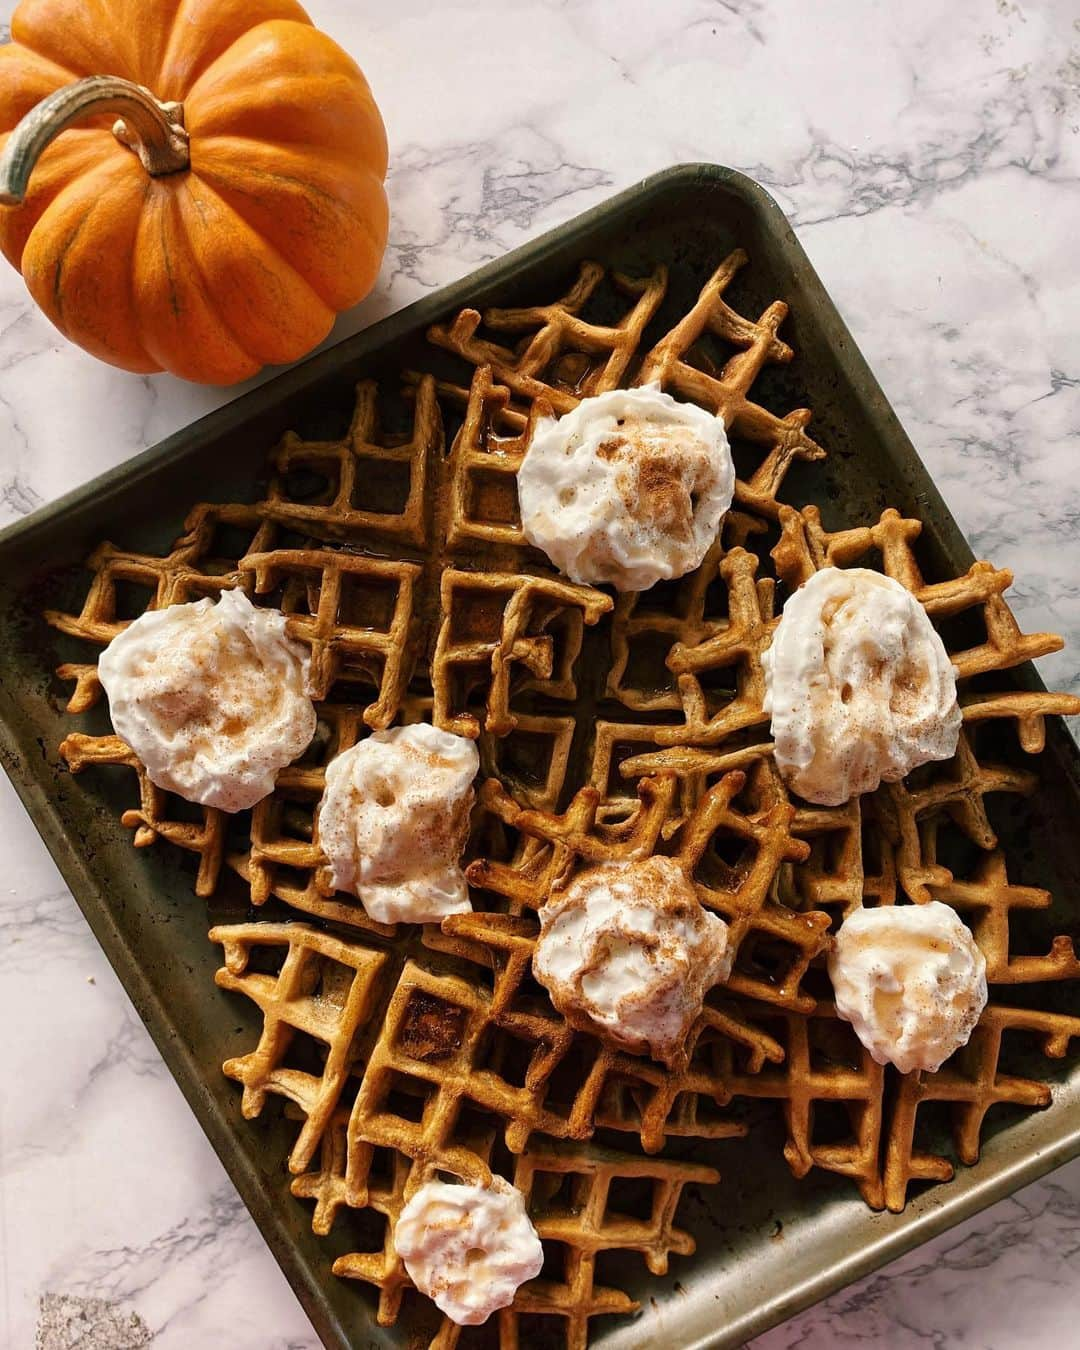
top-left (2, 164), bottom-right (1078, 1349)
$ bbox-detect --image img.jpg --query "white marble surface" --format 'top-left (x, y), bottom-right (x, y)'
top-left (2, 1), bottom-right (1080, 1346)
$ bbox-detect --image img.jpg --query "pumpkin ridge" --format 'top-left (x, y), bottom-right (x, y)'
top-left (156, 188), bottom-right (182, 321)
top-left (177, 173), bottom-right (332, 365)
top-left (0, 128), bottom-right (127, 271)
top-left (168, 177), bottom-right (262, 367)
top-left (0, 43), bottom-right (81, 111)
top-left (13, 1), bottom-right (141, 85)
top-left (192, 137), bottom-right (361, 186)
top-left (8, 49), bottom-right (79, 85)
top-left (131, 182), bottom-right (257, 383)
top-left (190, 133), bottom-right (375, 167)
top-left (194, 153), bottom-right (369, 218)
top-left (50, 207), bottom-right (90, 323)
top-left (46, 164), bottom-right (142, 328)
top-left (190, 137), bottom-right (387, 313)
top-left (23, 153), bottom-right (155, 371)
top-left (194, 160), bottom-right (386, 312)
top-left (182, 18), bottom-right (327, 111)
top-left (157, 2), bottom-right (314, 101)
top-left (194, 160), bottom-right (353, 313)
top-left (185, 70), bottom-right (382, 144)
top-left (101, 0), bottom-right (187, 91)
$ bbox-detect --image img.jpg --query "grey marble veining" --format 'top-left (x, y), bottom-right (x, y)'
top-left (2, 1), bottom-right (1079, 1347)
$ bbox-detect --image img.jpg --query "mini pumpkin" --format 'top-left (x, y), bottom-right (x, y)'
top-left (0, 0), bottom-right (388, 384)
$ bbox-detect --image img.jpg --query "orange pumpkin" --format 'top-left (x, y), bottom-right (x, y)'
top-left (0, 0), bottom-right (389, 384)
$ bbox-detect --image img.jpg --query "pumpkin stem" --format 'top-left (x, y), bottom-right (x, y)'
top-left (0, 75), bottom-right (189, 205)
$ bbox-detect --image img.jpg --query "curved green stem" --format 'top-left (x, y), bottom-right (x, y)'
top-left (0, 75), bottom-right (189, 205)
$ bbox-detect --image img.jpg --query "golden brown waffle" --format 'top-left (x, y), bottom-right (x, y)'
top-left (292, 1105), bottom-right (717, 1350)
top-left (605, 521), bottom-right (766, 719)
top-left (468, 769), bottom-right (831, 1013)
top-left (345, 950), bottom-right (575, 1166)
top-left (432, 567), bottom-right (611, 738)
top-left (721, 1000), bottom-right (888, 1208)
top-left (478, 710), bottom-right (576, 813)
top-left (276, 772), bottom-right (762, 1159)
top-left (210, 922), bottom-right (389, 1175)
top-left (605, 723), bottom-right (1080, 1211)
top-left (927, 833), bottom-right (1080, 985)
top-left (882, 1001), bottom-right (1080, 1211)
top-left (555, 487), bottom-right (1080, 1214)
top-left (44, 243), bottom-right (1080, 1344)
top-left (47, 371), bottom-right (612, 923)
top-left (429, 248), bottom-right (825, 519)
top-left (328, 1126), bottom-right (492, 1335)
top-left (751, 984), bottom-right (1080, 1214)
top-left (773, 504), bottom-right (1080, 751)
top-left (432, 905), bottom-right (782, 1155)
top-left (213, 920), bottom-right (719, 1349)
top-left (263, 377), bottom-right (438, 547)
top-left (500, 1140), bottom-right (717, 1350)
top-left (60, 731), bottom-right (229, 896)
top-left (47, 502), bottom-right (277, 714)
top-left (596, 502), bottom-right (1080, 824)
top-left (611, 749), bottom-right (879, 922)
top-left (230, 702), bottom-right (396, 934)
top-left (468, 772), bottom-right (678, 911)
top-left (438, 363), bottom-right (543, 555)
top-left (242, 546), bottom-right (422, 713)
top-left (428, 262), bottom-right (669, 412)
top-left (876, 729), bottom-right (1039, 904)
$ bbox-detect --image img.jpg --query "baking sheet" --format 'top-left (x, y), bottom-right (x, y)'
top-left (2, 164), bottom-right (1078, 1349)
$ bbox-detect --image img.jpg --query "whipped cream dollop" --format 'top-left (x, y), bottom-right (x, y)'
top-left (531, 855), bottom-right (729, 1065)
top-left (395, 1175), bottom-right (544, 1326)
top-left (762, 566), bottom-right (961, 806)
top-left (316, 722), bottom-right (479, 925)
top-left (517, 385), bottom-right (735, 592)
top-left (829, 901), bottom-right (987, 1074)
top-left (97, 588), bottom-right (316, 812)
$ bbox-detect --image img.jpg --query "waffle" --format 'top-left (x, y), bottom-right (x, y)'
top-left (210, 922), bottom-right (389, 1174)
top-left (726, 990), bottom-right (1072, 1213)
top-left (212, 919), bottom-right (719, 1349)
top-left (48, 502), bottom-right (275, 714)
top-left (48, 371), bottom-right (612, 918)
top-left (434, 908), bottom-right (783, 1153)
top-left (59, 731), bottom-right (229, 897)
top-left (42, 245), bottom-right (1080, 1345)
top-left (429, 248), bottom-right (825, 519)
top-left (602, 495), bottom-right (1080, 1211)
top-left (320, 1121), bottom-right (717, 1350)
top-left (467, 770), bottom-right (831, 1013)
top-left (263, 376), bottom-right (438, 547)
top-left (773, 504), bottom-right (1080, 751)
top-left (608, 502), bottom-right (1080, 824)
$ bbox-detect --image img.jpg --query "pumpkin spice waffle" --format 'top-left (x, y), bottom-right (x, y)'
top-left (290, 1102), bottom-right (716, 1349)
top-left (40, 244), bottom-right (1080, 1345)
top-left (429, 248), bottom-right (825, 520)
top-left (467, 771), bottom-right (831, 1014)
top-left (617, 755), bottom-right (1080, 1214)
top-left (211, 922), bottom-right (390, 1175)
top-left (209, 918), bottom-right (721, 1348)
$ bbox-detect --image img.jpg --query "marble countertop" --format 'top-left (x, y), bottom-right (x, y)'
top-left (3, 1), bottom-right (1080, 1346)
